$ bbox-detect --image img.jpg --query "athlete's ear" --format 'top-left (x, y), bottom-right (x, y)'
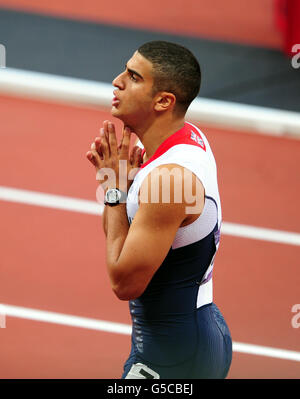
top-left (154, 92), bottom-right (176, 112)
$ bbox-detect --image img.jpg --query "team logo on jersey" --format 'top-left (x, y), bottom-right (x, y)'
top-left (190, 130), bottom-right (206, 150)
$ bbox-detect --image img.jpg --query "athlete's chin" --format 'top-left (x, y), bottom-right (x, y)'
top-left (111, 107), bottom-right (129, 123)
top-left (111, 106), bottom-right (122, 118)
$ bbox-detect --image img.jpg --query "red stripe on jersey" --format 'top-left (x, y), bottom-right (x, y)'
top-left (140, 122), bottom-right (206, 169)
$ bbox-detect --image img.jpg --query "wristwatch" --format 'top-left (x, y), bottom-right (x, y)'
top-left (104, 188), bottom-right (127, 206)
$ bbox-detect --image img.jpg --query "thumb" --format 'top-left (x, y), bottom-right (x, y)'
top-left (119, 126), bottom-right (131, 158)
top-left (131, 146), bottom-right (143, 168)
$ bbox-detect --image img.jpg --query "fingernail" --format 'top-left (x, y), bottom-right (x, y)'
top-left (100, 128), bottom-right (104, 136)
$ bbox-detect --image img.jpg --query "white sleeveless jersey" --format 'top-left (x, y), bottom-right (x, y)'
top-left (126, 122), bottom-right (222, 309)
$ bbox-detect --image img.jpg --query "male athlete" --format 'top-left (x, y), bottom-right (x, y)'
top-left (86, 41), bottom-right (232, 379)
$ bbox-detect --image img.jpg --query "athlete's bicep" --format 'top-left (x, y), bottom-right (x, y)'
top-left (111, 166), bottom-right (185, 300)
top-left (115, 202), bottom-right (183, 298)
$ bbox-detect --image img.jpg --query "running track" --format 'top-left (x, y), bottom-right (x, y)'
top-left (0, 94), bottom-right (300, 378)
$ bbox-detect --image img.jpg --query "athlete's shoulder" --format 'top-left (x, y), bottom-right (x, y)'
top-left (181, 121), bottom-right (207, 152)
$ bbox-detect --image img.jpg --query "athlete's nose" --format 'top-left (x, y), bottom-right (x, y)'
top-left (112, 71), bottom-right (125, 90)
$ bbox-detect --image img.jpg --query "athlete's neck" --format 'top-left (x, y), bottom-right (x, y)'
top-left (133, 115), bottom-right (185, 163)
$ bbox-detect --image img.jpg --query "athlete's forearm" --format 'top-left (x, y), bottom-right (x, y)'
top-left (105, 203), bottom-right (130, 291)
top-left (102, 205), bottom-right (108, 236)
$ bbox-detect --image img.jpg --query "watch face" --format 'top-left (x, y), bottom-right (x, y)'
top-left (106, 189), bottom-right (121, 203)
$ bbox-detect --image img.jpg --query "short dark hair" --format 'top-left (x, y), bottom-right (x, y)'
top-left (138, 41), bottom-right (201, 113)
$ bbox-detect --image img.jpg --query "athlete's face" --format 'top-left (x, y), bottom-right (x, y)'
top-left (111, 51), bottom-right (156, 126)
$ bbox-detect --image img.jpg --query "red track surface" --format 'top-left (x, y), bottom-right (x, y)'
top-left (0, 94), bottom-right (300, 378)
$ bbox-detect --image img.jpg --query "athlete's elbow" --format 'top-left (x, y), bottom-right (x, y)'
top-left (113, 290), bottom-right (134, 301)
top-left (112, 283), bottom-right (142, 301)
top-left (109, 265), bottom-right (145, 300)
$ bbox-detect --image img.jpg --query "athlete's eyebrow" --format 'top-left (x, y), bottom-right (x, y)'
top-left (125, 64), bottom-right (144, 80)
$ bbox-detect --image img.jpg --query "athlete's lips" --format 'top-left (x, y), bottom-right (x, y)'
top-left (112, 91), bottom-right (120, 106)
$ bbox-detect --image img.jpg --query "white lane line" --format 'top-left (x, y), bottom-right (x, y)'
top-left (0, 186), bottom-right (103, 215)
top-left (221, 222), bottom-right (300, 246)
top-left (0, 304), bottom-right (131, 335)
top-left (232, 342), bottom-right (300, 363)
top-left (0, 186), bottom-right (300, 246)
top-left (1, 68), bottom-right (300, 137)
top-left (1, 303), bottom-right (300, 363)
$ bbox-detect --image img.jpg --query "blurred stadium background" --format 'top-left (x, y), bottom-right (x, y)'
top-left (0, 0), bottom-right (299, 379)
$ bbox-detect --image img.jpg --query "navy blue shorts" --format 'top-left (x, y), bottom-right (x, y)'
top-left (121, 303), bottom-right (232, 379)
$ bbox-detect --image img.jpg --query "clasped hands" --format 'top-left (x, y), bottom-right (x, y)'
top-left (86, 120), bottom-right (143, 193)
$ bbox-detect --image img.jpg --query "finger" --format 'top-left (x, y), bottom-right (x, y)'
top-left (117, 128), bottom-right (124, 153)
top-left (91, 140), bottom-right (103, 160)
top-left (103, 120), bottom-right (110, 141)
top-left (117, 142), bottom-right (122, 153)
top-left (129, 145), bottom-right (136, 164)
top-left (94, 137), bottom-right (103, 159)
top-left (102, 121), bottom-right (110, 155)
top-left (91, 149), bottom-right (102, 166)
top-left (107, 122), bottom-right (118, 155)
top-left (100, 127), bottom-right (110, 159)
top-left (129, 145), bottom-right (139, 164)
top-left (119, 126), bottom-right (131, 158)
top-left (86, 151), bottom-right (100, 167)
